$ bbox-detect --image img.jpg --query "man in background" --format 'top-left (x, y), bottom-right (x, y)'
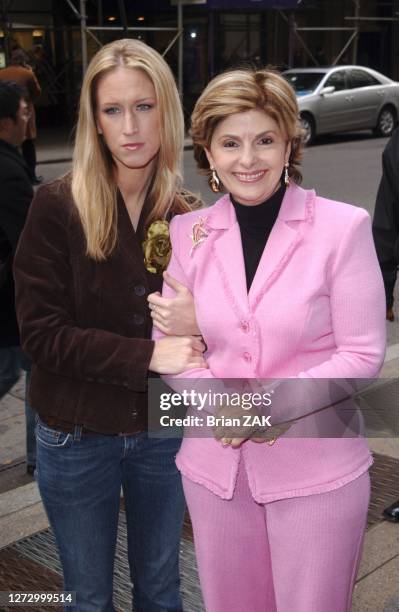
top-left (373, 128), bottom-right (399, 322)
top-left (372, 128), bottom-right (399, 522)
top-left (0, 80), bottom-right (36, 474)
top-left (0, 49), bottom-right (42, 185)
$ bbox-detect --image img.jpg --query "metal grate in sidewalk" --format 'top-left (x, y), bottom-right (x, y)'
top-left (368, 452), bottom-right (399, 528)
top-left (0, 548), bottom-right (63, 612)
top-left (0, 511), bottom-right (203, 612)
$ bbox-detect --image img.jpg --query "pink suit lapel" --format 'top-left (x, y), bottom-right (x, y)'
top-left (248, 185), bottom-right (315, 310)
top-left (206, 195), bottom-right (249, 318)
top-left (206, 185), bottom-right (315, 316)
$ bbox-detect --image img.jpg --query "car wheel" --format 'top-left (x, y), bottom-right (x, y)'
top-left (300, 113), bottom-right (315, 146)
top-left (374, 106), bottom-right (396, 137)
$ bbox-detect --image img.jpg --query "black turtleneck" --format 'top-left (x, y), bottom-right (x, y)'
top-left (232, 182), bottom-right (286, 291)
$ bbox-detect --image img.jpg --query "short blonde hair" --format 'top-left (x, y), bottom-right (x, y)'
top-left (191, 68), bottom-right (303, 188)
top-left (72, 38), bottom-right (191, 261)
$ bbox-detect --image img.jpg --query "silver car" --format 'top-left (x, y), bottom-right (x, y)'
top-left (283, 66), bottom-right (399, 145)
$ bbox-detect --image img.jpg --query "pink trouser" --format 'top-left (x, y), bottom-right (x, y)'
top-left (182, 461), bottom-right (370, 612)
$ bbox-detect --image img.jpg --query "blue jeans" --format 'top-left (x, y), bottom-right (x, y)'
top-left (36, 420), bottom-right (185, 612)
top-left (0, 346), bottom-right (36, 467)
top-left (24, 369), bottom-right (36, 467)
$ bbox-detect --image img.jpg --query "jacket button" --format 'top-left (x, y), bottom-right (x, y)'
top-left (240, 320), bottom-right (250, 333)
top-left (133, 313), bottom-right (145, 325)
top-left (133, 284), bottom-right (146, 296)
top-left (243, 352), bottom-right (252, 363)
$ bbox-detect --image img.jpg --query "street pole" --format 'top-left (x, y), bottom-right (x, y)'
top-left (288, 12), bottom-right (295, 68)
top-left (177, 0), bottom-right (183, 99)
top-left (97, 0), bottom-right (103, 44)
top-left (352, 0), bottom-right (360, 64)
top-left (80, 0), bottom-right (88, 75)
top-left (118, 0), bottom-right (128, 37)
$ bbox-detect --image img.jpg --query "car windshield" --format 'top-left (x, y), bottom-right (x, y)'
top-left (284, 72), bottom-right (325, 96)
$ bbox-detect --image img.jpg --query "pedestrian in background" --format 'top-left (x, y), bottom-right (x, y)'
top-left (0, 49), bottom-right (42, 185)
top-left (0, 80), bottom-right (36, 474)
top-left (373, 127), bottom-right (399, 322)
top-left (14, 39), bottom-right (205, 611)
top-left (373, 127), bottom-right (399, 522)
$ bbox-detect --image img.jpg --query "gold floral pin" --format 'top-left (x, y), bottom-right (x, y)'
top-left (143, 220), bottom-right (171, 274)
top-left (189, 216), bottom-right (209, 256)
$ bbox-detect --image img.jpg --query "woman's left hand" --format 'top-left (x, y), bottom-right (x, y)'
top-left (214, 403), bottom-right (292, 448)
top-left (220, 427), bottom-right (288, 449)
top-left (148, 271), bottom-right (201, 336)
top-left (213, 404), bottom-right (261, 448)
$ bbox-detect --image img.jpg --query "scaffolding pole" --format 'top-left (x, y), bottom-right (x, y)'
top-left (279, 5), bottom-right (360, 67)
top-left (80, 0), bottom-right (87, 74)
top-left (177, 0), bottom-right (183, 98)
top-left (118, 0), bottom-right (128, 37)
top-left (352, 0), bottom-right (360, 64)
top-left (331, 30), bottom-right (357, 65)
top-left (279, 10), bottom-right (318, 67)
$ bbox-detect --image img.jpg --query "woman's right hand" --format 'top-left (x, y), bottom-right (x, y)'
top-left (149, 336), bottom-right (208, 375)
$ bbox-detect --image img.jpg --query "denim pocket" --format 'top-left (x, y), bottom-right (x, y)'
top-left (36, 419), bottom-right (72, 449)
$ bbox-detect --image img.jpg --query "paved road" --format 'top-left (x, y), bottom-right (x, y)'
top-left (37, 131), bottom-right (399, 347)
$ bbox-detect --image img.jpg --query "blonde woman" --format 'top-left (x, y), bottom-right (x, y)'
top-left (152, 69), bottom-right (386, 611)
top-left (14, 39), bottom-right (205, 612)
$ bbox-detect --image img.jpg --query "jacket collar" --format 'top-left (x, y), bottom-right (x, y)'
top-left (205, 183), bottom-right (315, 314)
top-left (115, 190), bottom-right (149, 284)
top-left (206, 183), bottom-right (313, 229)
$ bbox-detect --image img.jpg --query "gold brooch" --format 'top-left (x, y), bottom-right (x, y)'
top-left (190, 216), bottom-right (209, 256)
top-left (143, 220), bottom-right (171, 274)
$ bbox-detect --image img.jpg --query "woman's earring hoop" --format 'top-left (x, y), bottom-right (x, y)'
top-left (210, 167), bottom-right (221, 193)
top-left (284, 163), bottom-right (290, 187)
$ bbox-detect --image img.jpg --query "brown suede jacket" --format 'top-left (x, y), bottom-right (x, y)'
top-left (13, 177), bottom-right (164, 434)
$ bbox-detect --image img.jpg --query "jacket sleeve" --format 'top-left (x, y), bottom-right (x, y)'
top-left (153, 214), bottom-right (214, 381)
top-left (299, 208), bottom-right (386, 380)
top-left (0, 164), bottom-right (32, 250)
top-left (153, 216), bottom-right (222, 416)
top-left (372, 130), bottom-right (399, 305)
top-left (267, 209), bottom-right (386, 424)
top-left (14, 185), bottom-right (154, 391)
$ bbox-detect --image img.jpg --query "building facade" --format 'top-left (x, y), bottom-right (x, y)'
top-left (1, 0), bottom-right (398, 124)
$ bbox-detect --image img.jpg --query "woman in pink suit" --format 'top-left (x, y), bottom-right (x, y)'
top-left (151, 69), bottom-right (386, 612)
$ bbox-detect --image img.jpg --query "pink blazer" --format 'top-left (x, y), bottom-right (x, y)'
top-left (153, 184), bottom-right (386, 502)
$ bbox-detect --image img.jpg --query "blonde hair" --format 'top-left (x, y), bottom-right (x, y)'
top-left (72, 38), bottom-right (191, 260)
top-left (191, 68), bottom-right (303, 189)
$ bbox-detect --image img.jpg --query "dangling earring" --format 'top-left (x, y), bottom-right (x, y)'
top-left (210, 167), bottom-right (221, 193)
top-left (284, 162), bottom-right (290, 187)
